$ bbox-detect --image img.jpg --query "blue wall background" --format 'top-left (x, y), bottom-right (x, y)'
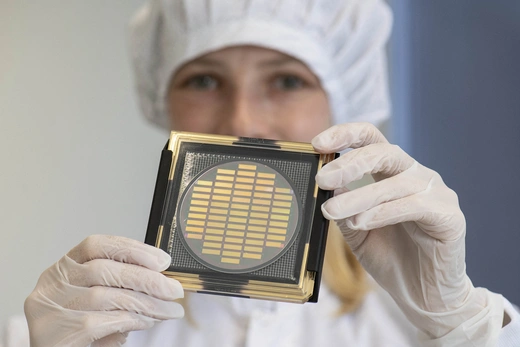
top-left (389, 0), bottom-right (520, 304)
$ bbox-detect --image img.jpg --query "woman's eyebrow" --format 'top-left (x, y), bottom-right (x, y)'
top-left (183, 58), bottom-right (225, 68)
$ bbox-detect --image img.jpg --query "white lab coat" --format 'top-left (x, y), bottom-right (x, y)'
top-left (124, 283), bottom-right (520, 347)
top-left (3, 283), bottom-right (520, 346)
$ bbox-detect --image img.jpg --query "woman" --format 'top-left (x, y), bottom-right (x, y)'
top-left (22, 0), bottom-right (520, 346)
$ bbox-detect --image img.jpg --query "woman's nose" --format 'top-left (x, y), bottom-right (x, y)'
top-left (217, 91), bottom-right (272, 139)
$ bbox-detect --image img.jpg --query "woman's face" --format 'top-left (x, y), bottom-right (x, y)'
top-left (167, 46), bottom-right (331, 142)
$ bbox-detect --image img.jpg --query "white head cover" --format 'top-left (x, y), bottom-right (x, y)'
top-left (129, 0), bottom-right (393, 129)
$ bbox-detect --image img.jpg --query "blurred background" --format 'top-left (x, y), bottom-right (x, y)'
top-left (1, 0), bottom-right (519, 333)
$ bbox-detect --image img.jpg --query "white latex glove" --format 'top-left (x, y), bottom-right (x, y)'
top-left (312, 123), bottom-right (504, 346)
top-left (24, 235), bottom-right (184, 347)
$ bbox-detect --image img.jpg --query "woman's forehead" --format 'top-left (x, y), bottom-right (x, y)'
top-left (179, 45), bottom-right (310, 70)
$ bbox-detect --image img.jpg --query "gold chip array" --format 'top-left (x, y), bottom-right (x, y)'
top-left (179, 161), bottom-right (299, 271)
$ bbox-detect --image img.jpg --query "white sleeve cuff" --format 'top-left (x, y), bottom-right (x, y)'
top-left (418, 289), bottom-right (504, 347)
top-left (498, 297), bottom-right (520, 346)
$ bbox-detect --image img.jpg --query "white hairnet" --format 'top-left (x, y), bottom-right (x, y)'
top-left (129, 0), bottom-right (393, 129)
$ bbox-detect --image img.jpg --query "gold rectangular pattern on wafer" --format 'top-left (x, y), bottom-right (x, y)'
top-left (250, 212), bottom-right (268, 219)
top-left (273, 201), bottom-right (291, 207)
top-left (227, 223), bottom-right (245, 230)
top-left (208, 215), bottom-right (227, 221)
top-left (224, 244), bottom-right (242, 251)
top-left (225, 237), bottom-right (243, 244)
top-left (222, 251), bottom-right (241, 257)
top-left (257, 173), bottom-right (275, 179)
top-left (214, 188), bottom-right (232, 195)
top-left (237, 170), bottom-right (255, 177)
top-left (255, 186), bottom-right (273, 192)
top-left (191, 200), bottom-right (209, 206)
top-left (272, 208), bottom-right (290, 214)
top-left (268, 228), bottom-right (287, 234)
top-left (256, 179), bottom-right (274, 186)
top-left (244, 246), bottom-right (262, 253)
top-left (249, 219), bottom-right (267, 226)
top-left (188, 213), bottom-right (207, 220)
top-left (217, 169), bottom-right (235, 175)
top-left (227, 231), bottom-right (245, 237)
top-left (267, 235), bottom-right (285, 241)
top-left (243, 253), bottom-right (261, 259)
top-left (232, 197), bottom-right (250, 203)
top-left (210, 208), bottom-right (227, 215)
top-left (253, 192), bottom-right (272, 199)
top-left (236, 177), bottom-right (254, 184)
top-left (238, 164), bottom-right (256, 170)
top-left (203, 242), bottom-right (221, 249)
top-left (192, 193), bottom-right (210, 199)
top-left (216, 175), bottom-right (234, 181)
top-left (202, 249), bottom-right (220, 255)
top-left (248, 225), bottom-right (266, 232)
top-left (187, 234), bottom-right (202, 239)
top-left (271, 214), bottom-right (289, 221)
top-left (212, 195), bottom-right (229, 201)
top-left (274, 194), bottom-right (293, 201)
top-left (221, 258), bottom-right (240, 264)
top-left (211, 202), bottom-right (229, 208)
top-left (215, 182), bottom-right (232, 188)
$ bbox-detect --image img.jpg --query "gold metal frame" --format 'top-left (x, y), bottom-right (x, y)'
top-left (152, 131), bottom-right (335, 303)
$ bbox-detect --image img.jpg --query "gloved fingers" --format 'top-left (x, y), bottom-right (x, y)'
top-left (333, 186), bottom-right (351, 195)
top-left (341, 193), bottom-right (465, 241)
top-left (50, 310), bottom-right (158, 346)
top-left (311, 122), bottom-right (389, 153)
top-left (316, 143), bottom-right (415, 190)
top-left (59, 285), bottom-right (184, 320)
top-left (91, 332), bottom-right (128, 347)
top-left (334, 220), bottom-right (370, 253)
top-left (321, 162), bottom-right (426, 220)
top-left (67, 235), bottom-right (171, 272)
top-left (58, 256), bottom-right (184, 301)
top-left (80, 311), bottom-right (158, 346)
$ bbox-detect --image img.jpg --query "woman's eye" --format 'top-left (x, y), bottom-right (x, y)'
top-left (184, 75), bottom-right (218, 90)
top-left (273, 75), bottom-right (305, 91)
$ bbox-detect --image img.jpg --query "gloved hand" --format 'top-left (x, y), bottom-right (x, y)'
top-left (312, 123), bottom-right (504, 346)
top-left (24, 235), bottom-right (184, 347)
